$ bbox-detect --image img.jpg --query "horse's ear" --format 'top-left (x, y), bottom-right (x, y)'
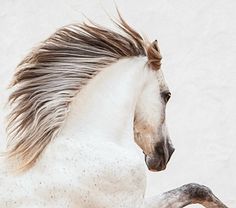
top-left (147, 40), bottom-right (162, 70)
top-left (152, 40), bottom-right (160, 51)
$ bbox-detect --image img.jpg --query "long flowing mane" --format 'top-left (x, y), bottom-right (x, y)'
top-left (6, 13), bottom-right (162, 171)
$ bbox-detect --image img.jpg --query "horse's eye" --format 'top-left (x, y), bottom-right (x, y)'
top-left (162, 91), bottom-right (171, 103)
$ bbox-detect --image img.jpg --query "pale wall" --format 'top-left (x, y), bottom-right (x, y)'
top-left (0, 0), bottom-right (235, 207)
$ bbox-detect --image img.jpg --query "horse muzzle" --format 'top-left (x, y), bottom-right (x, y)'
top-left (145, 154), bottom-right (166, 171)
top-left (144, 144), bottom-right (175, 172)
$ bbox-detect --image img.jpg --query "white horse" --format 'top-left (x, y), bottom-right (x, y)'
top-left (0, 14), bottom-right (227, 208)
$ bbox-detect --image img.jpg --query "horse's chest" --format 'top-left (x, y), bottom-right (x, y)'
top-left (83, 143), bottom-right (143, 177)
top-left (56, 141), bottom-right (147, 207)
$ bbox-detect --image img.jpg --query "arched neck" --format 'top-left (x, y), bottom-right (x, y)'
top-left (60, 57), bottom-right (147, 147)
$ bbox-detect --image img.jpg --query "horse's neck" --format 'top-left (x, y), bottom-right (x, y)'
top-left (60, 57), bottom-right (147, 147)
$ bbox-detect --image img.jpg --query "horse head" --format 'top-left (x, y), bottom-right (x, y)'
top-left (134, 41), bottom-right (175, 171)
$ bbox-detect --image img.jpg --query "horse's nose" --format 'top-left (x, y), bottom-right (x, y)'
top-left (155, 141), bottom-right (175, 164)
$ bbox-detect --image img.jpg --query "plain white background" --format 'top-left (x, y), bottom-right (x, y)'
top-left (0, 0), bottom-right (235, 207)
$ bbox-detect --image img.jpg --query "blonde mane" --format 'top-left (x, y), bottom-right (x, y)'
top-left (6, 14), bottom-right (162, 172)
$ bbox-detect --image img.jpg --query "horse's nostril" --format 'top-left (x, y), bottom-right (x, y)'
top-left (165, 146), bottom-right (175, 164)
top-left (170, 147), bottom-right (175, 156)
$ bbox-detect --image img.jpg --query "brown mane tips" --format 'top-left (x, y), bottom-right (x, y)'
top-left (147, 40), bottom-right (162, 70)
